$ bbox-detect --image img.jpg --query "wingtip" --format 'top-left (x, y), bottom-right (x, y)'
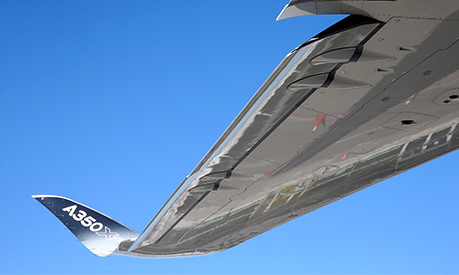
top-left (31, 195), bottom-right (45, 200)
top-left (276, 4), bottom-right (289, 21)
top-left (33, 195), bottom-right (140, 257)
top-left (32, 194), bottom-right (69, 200)
top-left (276, 2), bottom-right (316, 21)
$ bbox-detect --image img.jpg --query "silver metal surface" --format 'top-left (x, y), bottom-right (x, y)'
top-left (277, 0), bottom-right (459, 21)
top-left (122, 2), bottom-right (459, 257)
top-left (33, 1), bottom-right (459, 258)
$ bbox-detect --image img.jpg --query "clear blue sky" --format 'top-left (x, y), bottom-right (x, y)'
top-left (1, 1), bottom-right (458, 274)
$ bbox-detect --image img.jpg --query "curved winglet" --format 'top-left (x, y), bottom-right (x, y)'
top-left (32, 195), bottom-right (139, 257)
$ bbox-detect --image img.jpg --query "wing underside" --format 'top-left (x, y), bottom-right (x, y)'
top-left (34, 0), bottom-right (459, 258)
top-left (121, 1), bottom-right (459, 257)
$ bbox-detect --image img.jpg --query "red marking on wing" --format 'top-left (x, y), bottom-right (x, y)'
top-left (312, 114), bottom-right (326, 134)
top-left (405, 94), bottom-right (416, 106)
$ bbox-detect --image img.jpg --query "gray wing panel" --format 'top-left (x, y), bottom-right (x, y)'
top-left (127, 13), bottom-right (459, 257)
top-left (277, 0), bottom-right (459, 21)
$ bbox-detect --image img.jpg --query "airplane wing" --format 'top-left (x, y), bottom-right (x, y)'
top-left (34, 0), bottom-right (459, 257)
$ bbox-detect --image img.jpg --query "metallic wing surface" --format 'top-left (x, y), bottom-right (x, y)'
top-left (34, 0), bottom-right (459, 257)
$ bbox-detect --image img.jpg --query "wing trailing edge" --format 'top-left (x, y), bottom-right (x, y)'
top-left (32, 195), bottom-right (139, 257)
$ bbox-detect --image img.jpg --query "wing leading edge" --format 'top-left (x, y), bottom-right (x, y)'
top-left (34, 1), bottom-right (459, 257)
